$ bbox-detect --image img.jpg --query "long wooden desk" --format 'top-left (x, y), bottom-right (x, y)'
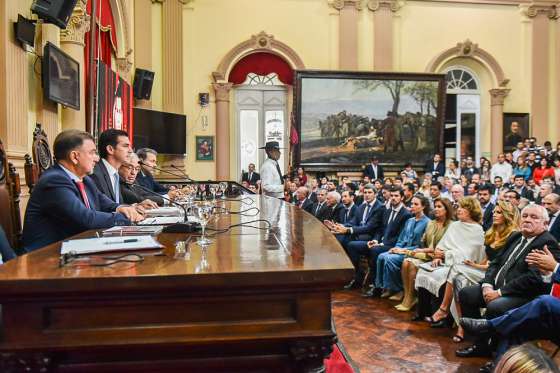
top-left (0, 196), bottom-right (353, 372)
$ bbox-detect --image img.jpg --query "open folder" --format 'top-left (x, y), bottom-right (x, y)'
top-left (60, 236), bottom-right (164, 255)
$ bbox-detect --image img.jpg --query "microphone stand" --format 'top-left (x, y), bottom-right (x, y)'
top-left (130, 183), bottom-right (200, 234)
top-left (139, 161), bottom-right (192, 181)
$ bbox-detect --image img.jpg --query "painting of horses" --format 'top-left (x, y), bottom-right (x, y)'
top-left (294, 70), bottom-right (446, 171)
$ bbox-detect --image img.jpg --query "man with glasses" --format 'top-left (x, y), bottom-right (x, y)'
top-left (119, 153), bottom-right (162, 207)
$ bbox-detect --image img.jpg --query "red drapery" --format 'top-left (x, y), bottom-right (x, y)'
top-left (228, 52), bottom-right (294, 85)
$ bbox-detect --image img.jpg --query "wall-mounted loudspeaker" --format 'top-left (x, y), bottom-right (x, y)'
top-left (133, 69), bottom-right (155, 100)
top-left (31, 0), bottom-right (79, 29)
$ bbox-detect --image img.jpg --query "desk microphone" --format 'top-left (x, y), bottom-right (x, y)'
top-left (130, 182), bottom-right (200, 234)
top-left (170, 164), bottom-right (194, 182)
top-left (139, 161), bottom-right (192, 181)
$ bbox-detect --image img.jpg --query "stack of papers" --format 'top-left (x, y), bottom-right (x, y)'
top-left (61, 236), bottom-right (163, 255)
top-left (145, 207), bottom-right (183, 217)
top-left (139, 216), bottom-right (184, 225)
top-left (103, 225), bottom-right (164, 236)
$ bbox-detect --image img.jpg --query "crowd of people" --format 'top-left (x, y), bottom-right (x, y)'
top-left (265, 137), bottom-right (560, 372)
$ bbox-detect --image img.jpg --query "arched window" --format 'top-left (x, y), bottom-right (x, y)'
top-left (445, 68), bottom-right (480, 93)
top-left (242, 73), bottom-right (283, 86)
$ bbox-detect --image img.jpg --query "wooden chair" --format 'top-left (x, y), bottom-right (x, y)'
top-left (0, 138), bottom-right (23, 252)
top-left (24, 123), bottom-right (52, 192)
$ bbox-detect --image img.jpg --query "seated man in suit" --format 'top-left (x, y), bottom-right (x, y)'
top-left (478, 184), bottom-right (495, 231)
top-left (460, 246), bottom-right (560, 372)
top-left (241, 163), bottom-right (260, 185)
top-left (119, 153), bottom-right (163, 207)
top-left (363, 156), bottom-right (384, 181)
top-left (90, 128), bottom-right (132, 204)
top-left (136, 148), bottom-right (178, 198)
top-left (357, 187), bottom-right (412, 297)
top-left (542, 193), bottom-right (560, 241)
top-left (0, 225), bottom-right (16, 263)
top-left (295, 186), bottom-right (314, 213)
top-left (323, 191), bottom-right (342, 223)
top-left (22, 130), bottom-right (144, 252)
top-left (334, 190), bottom-right (357, 224)
top-left (456, 204), bottom-right (560, 358)
top-left (310, 189), bottom-right (329, 221)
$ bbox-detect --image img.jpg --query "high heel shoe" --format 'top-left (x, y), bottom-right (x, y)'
top-left (395, 298), bottom-right (417, 312)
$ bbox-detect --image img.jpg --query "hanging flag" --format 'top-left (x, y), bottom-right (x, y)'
top-left (290, 111), bottom-right (299, 145)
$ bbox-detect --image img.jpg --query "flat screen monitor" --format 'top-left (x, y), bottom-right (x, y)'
top-left (42, 42), bottom-right (80, 110)
top-left (133, 108), bottom-right (187, 155)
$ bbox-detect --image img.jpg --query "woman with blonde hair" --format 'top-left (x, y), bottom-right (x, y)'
top-left (397, 197), bottom-right (454, 312)
top-left (449, 200), bottom-right (520, 341)
top-left (494, 343), bottom-right (559, 373)
top-left (414, 197), bottom-right (485, 326)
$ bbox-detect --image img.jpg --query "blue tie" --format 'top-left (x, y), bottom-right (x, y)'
top-left (113, 173), bottom-right (120, 204)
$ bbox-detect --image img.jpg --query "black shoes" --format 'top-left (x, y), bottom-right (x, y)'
top-left (455, 343), bottom-right (492, 358)
top-left (362, 287), bottom-right (381, 298)
top-left (479, 361), bottom-right (494, 373)
top-left (343, 279), bottom-right (360, 290)
top-left (460, 317), bottom-right (493, 336)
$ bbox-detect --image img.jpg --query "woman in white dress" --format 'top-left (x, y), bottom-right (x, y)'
top-left (414, 197), bottom-right (485, 327)
top-left (449, 200), bottom-right (519, 342)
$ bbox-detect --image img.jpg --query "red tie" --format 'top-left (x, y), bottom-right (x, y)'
top-left (75, 180), bottom-right (91, 209)
top-left (552, 283), bottom-right (560, 299)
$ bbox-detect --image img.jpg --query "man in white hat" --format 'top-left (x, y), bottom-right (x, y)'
top-left (260, 141), bottom-right (285, 198)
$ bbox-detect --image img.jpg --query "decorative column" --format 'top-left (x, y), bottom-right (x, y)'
top-left (162, 0), bottom-right (184, 113)
top-left (60, 0), bottom-right (90, 131)
top-left (330, 0), bottom-right (362, 70)
top-left (368, 0), bottom-right (401, 71)
top-left (525, 4), bottom-right (556, 142)
top-left (490, 88), bottom-right (510, 160)
top-left (213, 82), bottom-right (233, 180)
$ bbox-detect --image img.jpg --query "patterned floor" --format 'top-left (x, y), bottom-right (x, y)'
top-left (332, 290), bottom-right (559, 373)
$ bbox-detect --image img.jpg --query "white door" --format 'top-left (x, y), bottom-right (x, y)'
top-left (456, 94), bottom-right (481, 166)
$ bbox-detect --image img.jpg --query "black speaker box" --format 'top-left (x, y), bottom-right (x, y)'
top-left (31, 0), bottom-right (79, 29)
top-left (133, 68), bottom-right (155, 100)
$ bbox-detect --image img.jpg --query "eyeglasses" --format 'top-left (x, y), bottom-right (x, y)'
top-left (122, 164), bottom-right (141, 172)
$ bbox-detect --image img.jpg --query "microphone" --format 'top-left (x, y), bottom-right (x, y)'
top-left (130, 182), bottom-right (200, 233)
top-left (139, 161), bottom-right (191, 181)
top-left (171, 164), bottom-right (193, 182)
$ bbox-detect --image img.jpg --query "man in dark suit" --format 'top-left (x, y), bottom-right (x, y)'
top-left (295, 186), bottom-right (314, 213)
top-left (119, 153), bottom-right (163, 207)
top-left (363, 156), bottom-right (384, 181)
top-left (424, 154), bottom-right (445, 179)
top-left (241, 163), bottom-right (260, 186)
top-left (136, 148), bottom-right (175, 196)
top-left (334, 190), bottom-right (358, 224)
top-left (322, 191), bottom-right (342, 223)
top-left (89, 129), bottom-right (131, 204)
top-left (22, 130), bottom-right (144, 252)
top-left (543, 193), bottom-right (560, 241)
top-left (478, 184), bottom-right (494, 231)
top-left (456, 204), bottom-right (560, 359)
top-left (0, 225), bottom-right (16, 263)
top-left (511, 175), bottom-right (535, 202)
top-left (355, 187), bottom-right (412, 296)
top-left (310, 189), bottom-right (329, 221)
top-left (460, 247), bottom-right (560, 372)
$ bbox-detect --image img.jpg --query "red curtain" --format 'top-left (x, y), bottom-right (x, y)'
top-left (228, 52), bottom-right (294, 85)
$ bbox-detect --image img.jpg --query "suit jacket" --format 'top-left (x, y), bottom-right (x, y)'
top-left (0, 225), bottom-right (16, 262)
top-left (364, 164), bottom-right (384, 180)
top-left (378, 206), bottom-right (413, 246)
top-left (89, 160), bottom-right (119, 202)
top-left (335, 203), bottom-right (358, 224)
top-left (136, 170), bottom-right (169, 195)
top-left (548, 214), bottom-right (560, 242)
top-left (345, 200), bottom-right (384, 239)
top-left (241, 171), bottom-right (260, 185)
top-left (120, 181), bottom-right (164, 206)
top-left (311, 202), bottom-right (330, 222)
top-left (22, 164), bottom-right (130, 252)
top-left (424, 161), bottom-right (445, 178)
top-left (517, 186), bottom-right (535, 202)
top-left (482, 231), bottom-right (560, 298)
top-left (482, 202), bottom-right (495, 232)
top-left (297, 198), bottom-right (314, 214)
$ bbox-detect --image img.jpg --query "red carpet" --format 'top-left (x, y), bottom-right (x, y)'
top-left (325, 344), bottom-right (355, 373)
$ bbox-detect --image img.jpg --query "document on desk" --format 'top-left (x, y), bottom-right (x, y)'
top-left (138, 216), bottom-right (185, 225)
top-left (61, 236), bottom-right (163, 255)
top-left (145, 207), bottom-right (182, 217)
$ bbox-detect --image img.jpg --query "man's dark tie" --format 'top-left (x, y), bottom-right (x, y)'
top-left (75, 180), bottom-right (91, 209)
top-left (315, 203), bottom-right (322, 216)
top-left (361, 205), bottom-right (370, 224)
top-left (495, 237), bottom-right (528, 288)
top-left (274, 161), bottom-right (283, 181)
top-left (345, 207), bottom-right (350, 222)
top-left (387, 209), bottom-right (397, 226)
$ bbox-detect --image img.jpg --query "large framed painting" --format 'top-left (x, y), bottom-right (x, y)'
top-left (294, 70), bottom-right (446, 171)
top-left (503, 113), bottom-right (530, 152)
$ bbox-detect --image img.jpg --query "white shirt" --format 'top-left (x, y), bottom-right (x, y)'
top-left (260, 158), bottom-right (284, 198)
top-left (490, 162), bottom-right (513, 183)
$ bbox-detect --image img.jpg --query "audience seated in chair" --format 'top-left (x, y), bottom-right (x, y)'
top-left (456, 204), bottom-right (560, 360)
top-left (400, 197), bottom-right (454, 312)
top-left (374, 195), bottom-right (431, 301)
top-left (22, 130), bottom-right (144, 252)
top-left (334, 190), bottom-right (358, 224)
